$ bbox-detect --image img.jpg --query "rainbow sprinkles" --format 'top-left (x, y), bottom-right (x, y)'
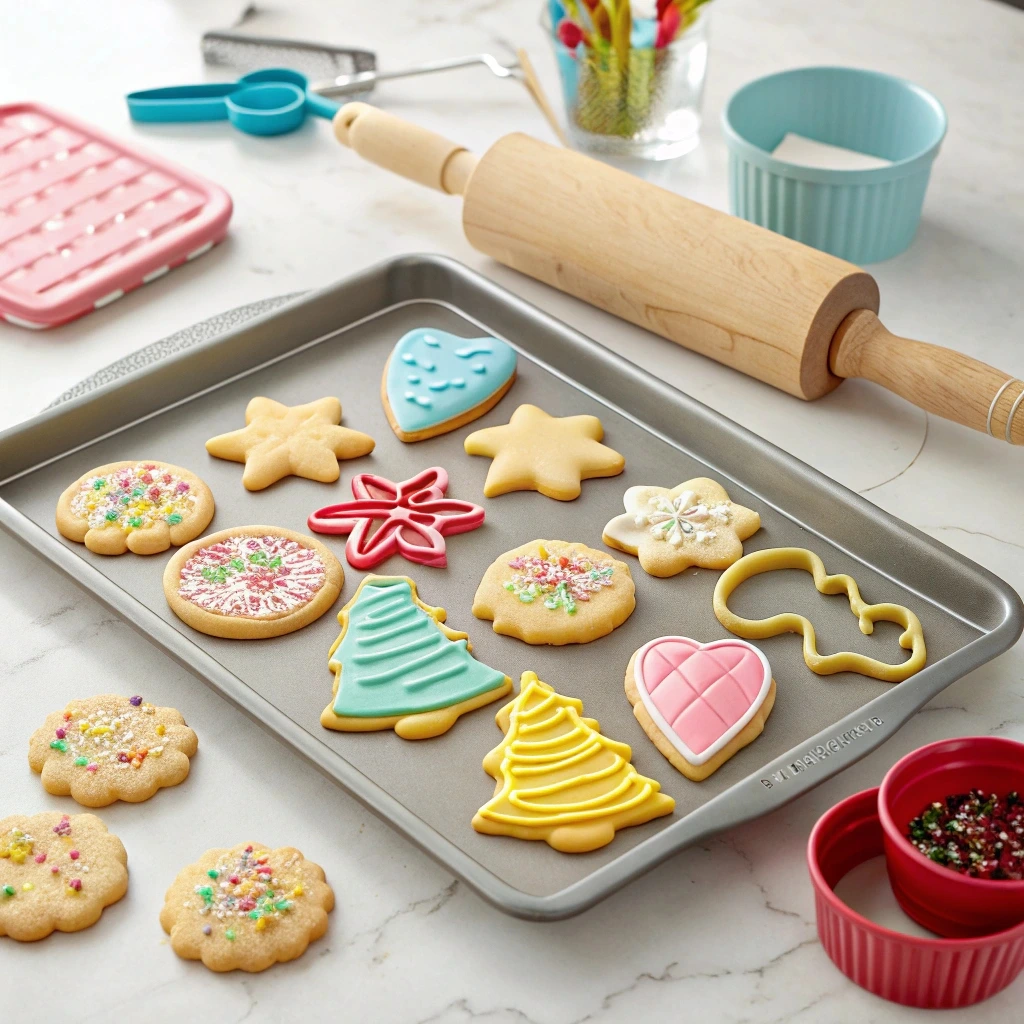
top-left (504, 546), bottom-right (616, 614)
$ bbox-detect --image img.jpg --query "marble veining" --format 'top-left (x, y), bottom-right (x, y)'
top-left (1, 0), bottom-right (1022, 1020)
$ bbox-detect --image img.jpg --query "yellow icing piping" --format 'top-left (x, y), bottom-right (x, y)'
top-left (712, 547), bottom-right (927, 683)
top-left (475, 672), bottom-right (672, 828)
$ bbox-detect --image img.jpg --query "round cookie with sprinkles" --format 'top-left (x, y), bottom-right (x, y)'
top-left (160, 843), bottom-right (334, 972)
top-left (163, 526), bottom-right (344, 639)
top-left (472, 539), bottom-right (635, 645)
top-left (56, 460), bottom-right (214, 556)
top-left (0, 812), bottom-right (128, 941)
top-left (28, 694), bottom-right (199, 807)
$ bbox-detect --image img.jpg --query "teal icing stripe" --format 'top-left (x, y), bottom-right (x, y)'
top-left (332, 580), bottom-right (506, 718)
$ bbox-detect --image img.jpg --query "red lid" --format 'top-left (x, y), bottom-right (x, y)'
top-left (808, 787), bottom-right (1024, 1008)
top-left (879, 736), bottom-right (1024, 938)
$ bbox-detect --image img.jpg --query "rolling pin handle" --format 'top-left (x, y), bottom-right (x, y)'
top-left (830, 309), bottom-right (1024, 445)
top-left (333, 102), bottom-right (478, 195)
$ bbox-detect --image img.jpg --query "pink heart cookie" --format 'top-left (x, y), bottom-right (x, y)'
top-left (628, 636), bottom-right (775, 781)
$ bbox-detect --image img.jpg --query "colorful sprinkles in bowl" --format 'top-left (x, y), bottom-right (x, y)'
top-left (906, 789), bottom-right (1024, 880)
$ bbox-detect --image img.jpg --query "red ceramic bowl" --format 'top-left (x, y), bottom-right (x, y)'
top-left (809, 787), bottom-right (1024, 1008)
top-left (879, 736), bottom-right (1024, 938)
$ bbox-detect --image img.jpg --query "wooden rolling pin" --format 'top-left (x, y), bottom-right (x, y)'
top-left (333, 103), bottom-right (1024, 445)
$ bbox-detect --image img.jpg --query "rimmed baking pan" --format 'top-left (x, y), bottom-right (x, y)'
top-left (1, 255), bottom-right (1020, 920)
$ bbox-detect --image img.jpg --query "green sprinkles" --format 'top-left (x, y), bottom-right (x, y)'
top-left (207, 869), bottom-right (219, 879)
top-left (74, 756), bottom-right (88, 766)
top-left (167, 513), bottom-right (183, 525)
top-left (2, 885), bottom-right (15, 897)
top-left (49, 739), bottom-right (68, 752)
top-left (225, 928), bottom-right (236, 941)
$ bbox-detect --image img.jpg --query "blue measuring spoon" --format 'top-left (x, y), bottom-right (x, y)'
top-left (126, 68), bottom-right (339, 136)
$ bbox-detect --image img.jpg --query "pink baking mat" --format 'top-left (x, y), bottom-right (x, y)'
top-left (0, 103), bottom-right (232, 329)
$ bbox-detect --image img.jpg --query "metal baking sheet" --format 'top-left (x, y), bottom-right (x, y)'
top-left (1, 255), bottom-right (1021, 920)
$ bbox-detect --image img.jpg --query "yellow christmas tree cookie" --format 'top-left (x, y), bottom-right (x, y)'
top-left (472, 672), bottom-right (674, 853)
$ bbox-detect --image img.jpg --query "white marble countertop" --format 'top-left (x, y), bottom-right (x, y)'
top-left (1, 0), bottom-right (1022, 1020)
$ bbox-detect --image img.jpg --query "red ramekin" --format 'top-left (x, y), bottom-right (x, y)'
top-left (878, 735), bottom-right (1024, 938)
top-left (808, 787), bottom-right (1024, 1008)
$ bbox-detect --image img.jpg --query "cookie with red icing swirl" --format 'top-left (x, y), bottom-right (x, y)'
top-left (163, 526), bottom-right (343, 639)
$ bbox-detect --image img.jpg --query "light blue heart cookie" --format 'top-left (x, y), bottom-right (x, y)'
top-left (384, 328), bottom-right (517, 440)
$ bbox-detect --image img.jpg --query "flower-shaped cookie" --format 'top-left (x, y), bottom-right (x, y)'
top-left (206, 397), bottom-right (375, 491)
top-left (29, 694), bottom-right (198, 807)
top-left (603, 477), bottom-right (761, 577)
top-left (56, 460), bottom-right (214, 556)
top-left (160, 843), bottom-right (334, 972)
top-left (0, 812), bottom-right (128, 941)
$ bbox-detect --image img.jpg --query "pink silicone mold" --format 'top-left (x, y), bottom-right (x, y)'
top-left (0, 103), bottom-right (232, 328)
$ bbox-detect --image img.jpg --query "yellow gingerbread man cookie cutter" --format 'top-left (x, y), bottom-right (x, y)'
top-left (712, 547), bottom-right (926, 683)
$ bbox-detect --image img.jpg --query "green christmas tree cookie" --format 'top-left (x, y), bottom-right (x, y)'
top-left (321, 576), bottom-right (512, 740)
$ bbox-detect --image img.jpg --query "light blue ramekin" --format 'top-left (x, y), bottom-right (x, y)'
top-left (722, 67), bottom-right (947, 264)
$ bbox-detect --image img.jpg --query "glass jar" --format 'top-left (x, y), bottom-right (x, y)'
top-left (551, 6), bottom-right (709, 160)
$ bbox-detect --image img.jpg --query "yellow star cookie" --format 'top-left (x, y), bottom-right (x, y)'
top-left (603, 477), bottom-right (761, 577)
top-left (463, 404), bottom-right (625, 500)
top-left (206, 397), bottom-right (375, 491)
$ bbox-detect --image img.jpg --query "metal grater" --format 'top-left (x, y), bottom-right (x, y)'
top-left (201, 30), bottom-right (376, 90)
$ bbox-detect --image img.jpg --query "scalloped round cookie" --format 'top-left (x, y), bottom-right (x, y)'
top-left (29, 694), bottom-right (198, 807)
top-left (56, 460), bottom-right (214, 556)
top-left (160, 842), bottom-right (334, 972)
top-left (0, 812), bottom-right (128, 941)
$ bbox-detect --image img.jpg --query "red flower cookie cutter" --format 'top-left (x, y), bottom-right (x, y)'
top-left (307, 466), bottom-right (484, 569)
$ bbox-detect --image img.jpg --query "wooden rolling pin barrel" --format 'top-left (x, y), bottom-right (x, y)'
top-left (333, 103), bottom-right (1023, 445)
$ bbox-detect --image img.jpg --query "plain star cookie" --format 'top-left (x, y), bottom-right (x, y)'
top-left (602, 477), bottom-right (761, 577)
top-left (472, 672), bottom-right (675, 853)
top-left (472, 539), bottom-right (635, 645)
top-left (163, 526), bottom-right (344, 639)
top-left (56, 460), bottom-right (214, 556)
top-left (29, 694), bottom-right (198, 807)
top-left (382, 328), bottom-right (517, 442)
top-left (625, 637), bottom-right (776, 782)
top-left (160, 842), bottom-right (334, 972)
top-left (206, 396), bottom-right (375, 491)
top-left (463, 404), bottom-right (625, 500)
top-left (322, 575), bottom-right (512, 739)
top-left (0, 812), bottom-right (128, 941)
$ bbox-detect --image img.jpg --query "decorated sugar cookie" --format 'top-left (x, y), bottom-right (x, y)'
top-left (322, 575), bottom-right (512, 739)
top-left (160, 842), bottom-right (334, 972)
top-left (205, 397), bottom-right (374, 491)
top-left (472, 671), bottom-right (675, 853)
top-left (28, 694), bottom-right (199, 807)
top-left (463, 404), bottom-right (625, 500)
top-left (308, 466), bottom-right (484, 569)
top-left (472, 539), bottom-right (635, 645)
top-left (625, 637), bottom-right (776, 782)
top-left (56, 460), bottom-right (214, 556)
top-left (603, 477), bottom-right (761, 577)
top-left (0, 812), bottom-right (128, 941)
top-left (163, 526), bottom-right (343, 639)
top-left (713, 547), bottom-right (927, 683)
top-left (382, 328), bottom-right (517, 442)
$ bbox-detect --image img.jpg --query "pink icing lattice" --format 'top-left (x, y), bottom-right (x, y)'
top-left (177, 535), bottom-right (326, 619)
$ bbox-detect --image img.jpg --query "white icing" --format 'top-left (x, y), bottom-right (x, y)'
top-left (634, 637), bottom-right (772, 766)
top-left (633, 491), bottom-right (731, 546)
